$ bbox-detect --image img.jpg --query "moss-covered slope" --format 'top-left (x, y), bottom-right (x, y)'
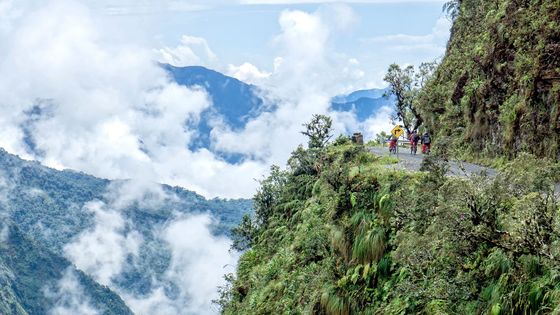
top-left (221, 141), bottom-right (560, 314)
top-left (418, 0), bottom-right (560, 160)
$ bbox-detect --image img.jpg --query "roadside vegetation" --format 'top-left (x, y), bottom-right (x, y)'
top-left (219, 0), bottom-right (560, 313)
top-left (218, 115), bottom-right (560, 314)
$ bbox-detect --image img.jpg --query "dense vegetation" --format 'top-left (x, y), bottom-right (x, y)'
top-left (220, 137), bottom-right (560, 314)
top-left (221, 1), bottom-right (560, 311)
top-left (222, 1), bottom-right (560, 313)
top-left (417, 0), bottom-right (560, 160)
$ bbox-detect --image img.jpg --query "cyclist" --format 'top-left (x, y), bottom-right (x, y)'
top-left (410, 131), bottom-right (420, 155)
top-left (389, 135), bottom-right (398, 154)
top-left (421, 132), bottom-right (432, 154)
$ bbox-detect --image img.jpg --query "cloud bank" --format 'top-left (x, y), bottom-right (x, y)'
top-left (0, 0), bottom-right (267, 198)
top-left (0, 0), bottom-right (397, 199)
top-left (45, 268), bottom-right (100, 315)
top-left (210, 4), bottom-right (393, 166)
top-left (124, 214), bottom-right (238, 315)
top-left (64, 200), bottom-right (143, 285)
top-left (62, 180), bottom-right (239, 315)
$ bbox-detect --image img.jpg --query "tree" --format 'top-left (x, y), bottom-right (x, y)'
top-left (231, 214), bottom-right (256, 251)
top-left (301, 114), bottom-right (333, 149)
top-left (253, 165), bottom-right (288, 227)
top-left (375, 131), bottom-right (389, 145)
top-left (384, 62), bottom-right (436, 134)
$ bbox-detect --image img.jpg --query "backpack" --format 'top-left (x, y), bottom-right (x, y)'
top-left (423, 135), bottom-right (431, 144)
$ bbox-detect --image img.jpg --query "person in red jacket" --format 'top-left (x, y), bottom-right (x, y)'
top-left (421, 132), bottom-right (431, 154)
top-left (388, 135), bottom-right (398, 154)
top-left (410, 131), bottom-right (420, 155)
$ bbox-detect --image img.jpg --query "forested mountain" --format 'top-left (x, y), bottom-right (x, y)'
top-left (163, 65), bottom-right (392, 163)
top-left (0, 148), bottom-right (251, 314)
top-left (418, 0), bottom-right (560, 160)
top-left (0, 223), bottom-right (133, 315)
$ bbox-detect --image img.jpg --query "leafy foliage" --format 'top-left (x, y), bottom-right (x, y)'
top-left (384, 62), bottom-right (437, 134)
top-left (220, 1), bottom-right (560, 313)
top-left (220, 136), bottom-right (560, 314)
top-left (231, 214), bottom-right (257, 251)
top-left (418, 0), bottom-right (560, 160)
top-left (301, 114), bottom-right (333, 149)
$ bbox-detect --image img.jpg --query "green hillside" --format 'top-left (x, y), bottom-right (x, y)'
top-left (418, 0), bottom-right (560, 160)
top-left (220, 141), bottom-right (560, 314)
top-left (219, 1), bottom-right (560, 311)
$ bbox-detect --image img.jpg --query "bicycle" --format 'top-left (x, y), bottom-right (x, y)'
top-left (389, 140), bottom-right (397, 154)
top-left (410, 142), bottom-right (418, 155)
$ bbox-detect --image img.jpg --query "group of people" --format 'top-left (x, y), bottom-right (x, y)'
top-left (388, 130), bottom-right (431, 154)
top-left (409, 131), bottom-right (431, 154)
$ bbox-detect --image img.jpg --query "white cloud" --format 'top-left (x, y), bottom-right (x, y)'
top-left (105, 179), bottom-right (170, 209)
top-left (45, 268), bottom-right (100, 315)
top-left (211, 5), bottom-right (382, 165)
top-left (157, 35), bottom-right (218, 67)
top-left (362, 105), bottom-right (394, 137)
top-left (227, 62), bottom-right (271, 85)
top-left (60, 180), bottom-right (240, 315)
top-left (116, 214), bottom-right (240, 315)
top-left (64, 200), bottom-right (143, 285)
top-left (0, 0), bottom-right (269, 198)
top-left (161, 214), bottom-right (238, 315)
top-left (364, 15), bottom-right (451, 54)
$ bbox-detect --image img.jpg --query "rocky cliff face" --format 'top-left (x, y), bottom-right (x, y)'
top-left (419, 0), bottom-right (560, 160)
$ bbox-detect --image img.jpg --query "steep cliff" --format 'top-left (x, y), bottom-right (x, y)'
top-left (418, 0), bottom-right (560, 160)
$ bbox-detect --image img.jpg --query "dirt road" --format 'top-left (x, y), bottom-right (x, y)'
top-left (369, 146), bottom-right (560, 196)
top-left (369, 146), bottom-right (497, 177)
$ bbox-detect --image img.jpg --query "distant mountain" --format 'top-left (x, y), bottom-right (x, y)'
top-left (162, 65), bottom-right (394, 160)
top-left (162, 64), bottom-right (265, 160)
top-left (0, 148), bottom-right (252, 313)
top-left (330, 88), bottom-right (394, 122)
top-left (331, 88), bottom-right (390, 104)
top-left (162, 65), bottom-right (264, 128)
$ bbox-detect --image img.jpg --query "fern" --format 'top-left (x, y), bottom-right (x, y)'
top-left (321, 287), bottom-right (349, 315)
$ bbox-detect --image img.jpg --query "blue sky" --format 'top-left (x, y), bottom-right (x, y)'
top-left (93, 0), bottom-right (450, 89)
top-left (0, 0), bottom-right (451, 198)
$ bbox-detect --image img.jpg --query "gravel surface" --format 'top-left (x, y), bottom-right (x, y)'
top-left (369, 146), bottom-right (560, 196)
top-left (369, 146), bottom-right (497, 178)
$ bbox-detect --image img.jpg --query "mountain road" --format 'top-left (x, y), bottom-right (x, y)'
top-left (369, 146), bottom-right (560, 196)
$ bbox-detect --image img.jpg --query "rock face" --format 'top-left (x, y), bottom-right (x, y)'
top-left (418, 0), bottom-right (560, 160)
